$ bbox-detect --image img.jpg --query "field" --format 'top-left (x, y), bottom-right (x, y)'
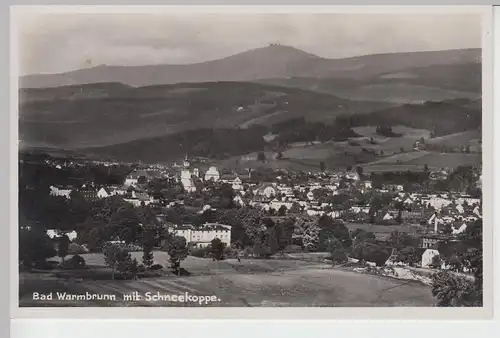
top-left (404, 152), bottom-right (481, 168)
top-left (426, 130), bottom-right (482, 150)
top-left (345, 223), bottom-right (425, 240)
top-left (19, 253), bottom-right (435, 307)
top-left (361, 150), bottom-right (481, 172)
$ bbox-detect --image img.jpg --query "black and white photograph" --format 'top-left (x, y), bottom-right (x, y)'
top-left (13, 6), bottom-right (491, 313)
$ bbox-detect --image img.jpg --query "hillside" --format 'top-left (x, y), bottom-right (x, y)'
top-left (76, 98), bottom-right (481, 165)
top-left (257, 63), bottom-right (481, 104)
top-left (20, 45), bottom-right (480, 89)
top-left (19, 81), bottom-right (390, 149)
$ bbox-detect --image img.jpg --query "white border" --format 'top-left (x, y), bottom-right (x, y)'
top-left (10, 5), bottom-right (494, 320)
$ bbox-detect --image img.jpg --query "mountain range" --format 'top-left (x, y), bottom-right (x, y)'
top-left (20, 45), bottom-right (480, 90)
top-left (19, 45), bottom-right (482, 165)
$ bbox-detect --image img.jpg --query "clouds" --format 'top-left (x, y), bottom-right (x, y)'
top-left (16, 12), bottom-right (482, 75)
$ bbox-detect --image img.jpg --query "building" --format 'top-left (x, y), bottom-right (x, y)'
top-left (421, 249), bottom-right (440, 268)
top-left (180, 155), bottom-right (197, 193)
top-left (49, 185), bottom-right (72, 199)
top-left (168, 223), bottom-right (232, 248)
top-left (97, 187), bottom-right (112, 199)
top-left (123, 191), bottom-right (154, 207)
top-left (204, 166), bottom-right (220, 182)
top-left (79, 184), bottom-right (98, 202)
top-left (420, 235), bottom-right (443, 249)
top-left (46, 229), bottom-right (78, 241)
top-left (253, 184), bottom-right (277, 199)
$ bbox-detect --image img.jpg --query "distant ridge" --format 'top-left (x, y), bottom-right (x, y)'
top-left (19, 45), bottom-right (481, 88)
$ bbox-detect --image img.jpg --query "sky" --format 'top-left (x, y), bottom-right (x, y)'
top-left (16, 12), bottom-right (482, 75)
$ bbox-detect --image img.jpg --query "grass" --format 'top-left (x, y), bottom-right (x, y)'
top-left (19, 253), bottom-right (435, 307)
top-left (427, 130), bottom-right (481, 149)
top-left (405, 152), bottom-right (481, 168)
top-left (345, 222), bottom-right (425, 240)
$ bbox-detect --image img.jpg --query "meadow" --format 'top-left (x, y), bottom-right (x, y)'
top-left (19, 253), bottom-right (435, 307)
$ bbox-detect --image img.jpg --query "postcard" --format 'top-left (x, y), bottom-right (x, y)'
top-left (11, 5), bottom-right (493, 319)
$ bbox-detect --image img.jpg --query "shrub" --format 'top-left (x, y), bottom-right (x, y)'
top-left (138, 264), bottom-right (147, 273)
top-left (283, 244), bottom-right (303, 253)
top-left (59, 254), bottom-right (86, 270)
top-left (191, 246), bottom-right (211, 258)
top-left (67, 243), bottom-right (89, 255)
top-left (150, 264), bottom-right (163, 271)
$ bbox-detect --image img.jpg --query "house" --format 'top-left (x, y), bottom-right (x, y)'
top-left (46, 229), bottom-right (78, 241)
top-left (97, 187), bottom-right (112, 199)
top-left (253, 184), bottom-right (277, 199)
top-left (452, 223), bottom-right (467, 235)
top-left (180, 156), bottom-right (197, 193)
top-left (421, 249), bottom-right (440, 268)
top-left (49, 185), bottom-right (72, 199)
top-left (79, 185), bottom-right (98, 202)
top-left (204, 166), bottom-right (220, 182)
top-left (167, 223), bottom-right (232, 248)
top-left (344, 171), bottom-right (360, 181)
top-left (123, 191), bottom-right (154, 207)
top-left (420, 235), bottom-right (443, 249)
top-left (232, 176), bottom-right (243, 191)
top-left (233, 194), bottom-right (246, 207)
top-left (124, 171), bottom-right (146, 186)
top-left (269, 199), bottom-right (293, 212)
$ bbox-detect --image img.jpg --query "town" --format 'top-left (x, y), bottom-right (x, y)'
top-left (19, 148), bottom-right (483, 307)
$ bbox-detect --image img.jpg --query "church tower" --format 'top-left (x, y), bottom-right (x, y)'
top-left (180, 154), bottom-right (196, 192)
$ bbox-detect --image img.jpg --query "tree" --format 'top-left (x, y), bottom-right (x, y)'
top-left (289, 203), bottom-right (301, 214)
top-left (137, 176), bottom-right (148, 185)
top-left (293, 217), bottom-right (319, 251)
top-left (318, 216), bottom-right (352, 251)
top-left (320, 161), bottom-right (326, 172)
top-left (57, 234), bottom-right (70, 263)
top-left (431, 254), bottom-right (442, 269)
top-left (167, 236), bottom-right (189, 275)
top-left (431, 271), bottom-right (481, 306)
top-left (266, 226), bottom-right (279, 256)
top-left (210, 238), bottom-right (226, 260)
top-left (140, 224), bottom-right (157, 268)
top-left (356, 166), bottom-right (364, 178)
top-left (142, 248), bottom-right (154, 269)
top-left (278, 205), bottom-right (287, 217)
top-left (19, 229), bottom-right (57, 269)
top-left (327, 237), bottom-right (348, 265)
top-left (103, 243), bottom-right (129, 280)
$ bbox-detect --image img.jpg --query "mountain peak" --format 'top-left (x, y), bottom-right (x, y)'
top-left (236, 44), bottom-right (321, 60)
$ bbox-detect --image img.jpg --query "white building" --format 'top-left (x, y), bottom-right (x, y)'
top-left (253, 184), bottom-right (277, 199)
top-left (204, 166), bottom-right (220, 182)
top-left (424, 196), bottom-right (452, 210)
top-left (46, 229), bottom-right (78, 241)
top-left (232, 176), bottom-right (243, 191)
top-left (421, 249), bottom-right (440, 268)
top-left (180, 155), bottom-right (197, 193)
top-left (49, 185), bottom-right (72, 199)
top-left (170, 223), bottom-right (232, 248)
top-left (269, 199), bottom-right (293, 211)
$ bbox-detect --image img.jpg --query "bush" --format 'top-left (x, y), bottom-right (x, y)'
top-left (283, 245), bottom-right (303, 253)
top-left (150, 264), bottom-right (163, 270)
top-left (33, 260), bottom-right (58, 270)
top-left (138, 264), bottom-right (147, 273)
top-left (67, 243), bottom-right (89, 255)
top-left (191, 246), bottom-right (211, 258)
top-left (59, 254), bottom-right (86, 270)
